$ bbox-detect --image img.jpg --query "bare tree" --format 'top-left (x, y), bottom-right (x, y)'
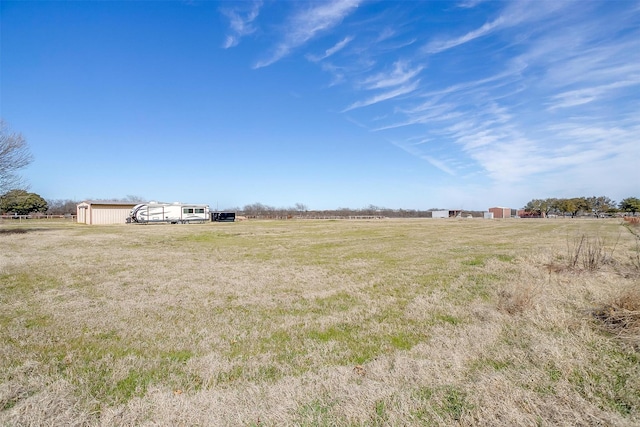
top-left (586, 196), bottom-right (615, 217)
top-left (46, 199), bottom-right (81, 215)
top-left (89, 195), bottom-right (146, 203)
top-left (123, 195), bottom-right (146, 203)
top-left (0, 120), bottom-right (33, 192)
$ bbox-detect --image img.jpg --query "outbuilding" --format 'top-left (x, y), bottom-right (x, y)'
top-left (431, 210), bottom-right (463, 218)
top-left (431, 210), bottom-right (449, 219)
top-left (488, 207), bottom-right (511, 219)
top-left (76, 201), bottom-right (137, 225)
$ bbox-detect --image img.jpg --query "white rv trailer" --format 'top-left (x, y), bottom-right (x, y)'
top-left (127, 202), bottom-right (210, 224)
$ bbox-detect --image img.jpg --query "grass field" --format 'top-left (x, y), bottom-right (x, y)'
top-left (1, 218), bottom-right (639, 426)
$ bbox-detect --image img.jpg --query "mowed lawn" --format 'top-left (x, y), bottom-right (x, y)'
top-left (1, 218), bottom-right (639, 426)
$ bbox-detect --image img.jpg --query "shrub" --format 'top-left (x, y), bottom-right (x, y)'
top-left (497, 283), bottom-right (539, 315)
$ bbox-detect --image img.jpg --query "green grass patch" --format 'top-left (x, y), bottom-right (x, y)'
top-left (24, 313), bottom-right (52, 329)
top-left (462, 256), bottom-right (487, 267)
top-left (569, 342), bottom-right (640, 416)
top-left (371, 399), bottom-right (389, 426)
top-left (216, 365), bottom-right (245, 385)
top-left (389, 330), bottom-right (421, 350)
top-left (305, 322), bottom-right (424, 364)
top-left (0, 271), bottom-right (59, 297)
top-left (164, 349), bottom-right (194, 364)
top-left (410, 386), bottom-right (435, 422)
top-left (438, 386), bottom-right (473, 421)
top-left (113, 369), bottom-right (156, 402)
top-left (409, 385), bottom-right (473, 423)
top-left (433, 312), bottom-right (463, 326)
top-left (312, 292), bottom-right (360, 313)
top-left (547, 364), bottom-right (563, 382)
top-left (294, 397), bottom-right (340, 426)
top-left (307, 324), bottom-right (351, 343)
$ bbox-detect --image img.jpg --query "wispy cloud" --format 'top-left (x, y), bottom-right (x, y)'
top-left (548, 80), bottom-right (640, 110)
top-left (456, 0), bottom-right (487, 9)
top-left (424, 1), bottom-right (573, 55)
top-left (390, 140), bottom-right (456, 175)
top-left (425, 17), bottom-right (504, 54)
top-left (370, 61), bottom-right (524, 132)
top-left (376, 27), bottom-right (395, 42)
top-left (306, 36), bottom-right (354, 62)
top-left (319, 62), bottom-right (346, 86)
top-left (254, 0), bottom-right (361, 68)
top-left (359, 60), bottom-right (423, 90)
top-left (373, 104), bottom-right (462, 131)
top-left (221, 1), bottom-right (263, 49)
top-left (231, 1), bottom-right (639, 203)
top-left (339, 59), bottom-right (424, 112)
top-left (342, 81), bottom-right (420, 112)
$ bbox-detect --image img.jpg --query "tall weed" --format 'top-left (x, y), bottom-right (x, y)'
top-left (623, 221), bottom-right (640, 272)
top-left (566, 234), bottom-right (618, 271)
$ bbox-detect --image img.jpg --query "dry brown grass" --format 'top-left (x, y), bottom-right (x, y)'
top-left (592, 287), bottom-right (640, 347)
top-left (1, 218), bottom-right (639, 426)
top-left (623, 217), bottom-right (640, 225)
top-left (497, 283), bottom-right (540, 315)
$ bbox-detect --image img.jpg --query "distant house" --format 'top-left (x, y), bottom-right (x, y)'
top-left (488, 207), bottom-right (511, 219)
top-left (77, 201), bottom-right (137, 225)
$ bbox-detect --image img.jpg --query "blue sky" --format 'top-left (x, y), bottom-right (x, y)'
top-left (2, 0), bottom-right (639, 211)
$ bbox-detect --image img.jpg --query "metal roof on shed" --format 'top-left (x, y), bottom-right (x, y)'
top-left (79, 201), bottom-right (139, 206)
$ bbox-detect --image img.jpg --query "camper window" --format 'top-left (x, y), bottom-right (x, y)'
top-left (183, 208), bottom-right (194, 214)
top-left (195, 208), bottom-right (205, 214)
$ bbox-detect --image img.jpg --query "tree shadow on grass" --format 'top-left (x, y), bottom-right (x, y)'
top-left (0, 228), bottom-right (57, 235)
top-left (0, 228), bottom-right (28, 234)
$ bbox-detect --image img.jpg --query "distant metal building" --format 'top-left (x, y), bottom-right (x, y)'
top-left (431, 210), bottom-right (450, 219)
top-left (488, 207), bottom-right (511, 219)
top-left (432, 210), bottom-right (463, 218)
top-left (77, 201), bottom-right (137, 225)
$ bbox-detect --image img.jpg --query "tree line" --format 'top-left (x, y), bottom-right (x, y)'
top-left (523, 196), bottom-right (640, 217)
top-left (0, 196), bottom-right (461, 218)
top-left (1, 191), bottom-right (639, 219)
top-left (1, 120), bottom-right (639, 218)
top-left (230, 198), bottom-right (640, 218)
top-left (232, 203), bottom-right (462, 219)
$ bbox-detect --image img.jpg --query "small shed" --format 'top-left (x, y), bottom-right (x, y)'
top-left (77, 201), bottom-right (137, 225)
top-left (488, 207), bottom-right (511, 219)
